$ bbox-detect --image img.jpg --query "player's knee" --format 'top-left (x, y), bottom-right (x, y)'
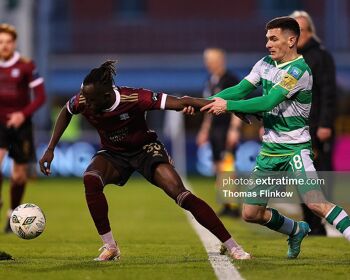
top-left (83, 171), bottom-right (105, 194)
top-left (11, 172), bottom-right (27, 185)
top-left (242, 209), bottom-right (263, 223)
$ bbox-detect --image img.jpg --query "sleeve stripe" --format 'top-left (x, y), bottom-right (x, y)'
top-left (160, 94), bottom-right (167, 110)
top-left (29, 77), bottom-right (44, 88)
top-left (66, 102), bottom-right (73, 114)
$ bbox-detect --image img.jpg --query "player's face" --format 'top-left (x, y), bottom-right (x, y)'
top-left (0, 32), bottom-right (16, 60)
top-left (265, 28), bottom-right (295, 63)
top-left (82, 84), bottom-right (111, 114)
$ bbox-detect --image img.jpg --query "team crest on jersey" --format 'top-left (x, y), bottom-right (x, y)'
top-left (120, 113), bottom-right (130, 120)
top-left (290, 67), bottom-right (302, 79)
top-left (278, 73), bottom-right (298, 91)
top-left (11, 68), bottom-right (20, 78)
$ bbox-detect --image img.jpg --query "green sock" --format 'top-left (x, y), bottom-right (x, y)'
top-left (326, 205), bottom-right (350, 241)
top-left (264, 208), bottom-right (298, 236)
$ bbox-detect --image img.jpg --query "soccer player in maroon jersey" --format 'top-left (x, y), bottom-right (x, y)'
top-left (0, 23), bottom-right (46, 232)
top-left (39, 60), bottom-right (251, 261)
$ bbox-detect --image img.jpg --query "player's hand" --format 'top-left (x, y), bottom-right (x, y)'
top-left (317, 127), bottom-right (332, 142)
top-left (6, 112), bottom-right (25, 128)
top-left (182, 106), bottom-right (195, 115)
top-left (200, 97), bottom-right (227, 115)
top-left (39, 149), bottom-right (54, 176)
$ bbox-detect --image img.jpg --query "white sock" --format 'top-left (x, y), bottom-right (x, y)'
top-left (100, 231), bottom-right (117, 248)
top-left (224, 238), bottom-right (240, 251)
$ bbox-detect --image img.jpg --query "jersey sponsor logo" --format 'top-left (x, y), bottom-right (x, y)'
top-left (11, 68), bottom-right (20, 78)
top-left (278, 73), bottom-right (298, 91)
top-left (107, 127), bottom-right (129, 143)
top-left (290, 67), bottom-right (302, 79)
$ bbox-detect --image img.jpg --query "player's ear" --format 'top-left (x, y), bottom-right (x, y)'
top-left (289, 35), bottom-right (297, 48)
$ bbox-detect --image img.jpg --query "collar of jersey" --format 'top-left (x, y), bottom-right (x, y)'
top-left (0, 51), bottom-right (20, 68)
top-left (274, 55), bottom-right (303, 68)
top-left (103, 86), bottom-right (120, 112)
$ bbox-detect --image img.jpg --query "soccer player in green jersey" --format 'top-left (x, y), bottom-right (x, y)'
top-left (198, 16), bottom-right (350, 258)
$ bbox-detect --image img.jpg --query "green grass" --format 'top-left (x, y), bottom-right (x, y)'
top-left (190, 177), bottom-right (350, 280)
top-left (0, 176), bottom-right (349, 280)
top-left (0, 177), bottom-right (215, 280)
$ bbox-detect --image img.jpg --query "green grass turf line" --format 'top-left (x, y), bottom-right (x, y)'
top-left (189, 176), bottom-right (350, 280)
top-left (0, 177), bottom-right (216, 280)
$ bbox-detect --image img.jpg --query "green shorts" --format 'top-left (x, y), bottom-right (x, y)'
top-left (244, 148), bottom-right (322, 205)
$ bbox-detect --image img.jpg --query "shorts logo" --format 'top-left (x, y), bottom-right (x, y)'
top-left (278, 73), bottom-right (298, 91)
top-left (11, 68), bottom-right (20, 78)
top-left (120, 113), bottom-right (130, 120)
top-left (143, 142), bottom-right (162, 157)
top-left (152, 93), bottom-right (158, 101)
top-left (290, 67), bottom-right (302, 79)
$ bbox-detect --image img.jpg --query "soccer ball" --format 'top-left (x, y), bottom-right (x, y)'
top-left (10, 203), bottom-right (46, 240)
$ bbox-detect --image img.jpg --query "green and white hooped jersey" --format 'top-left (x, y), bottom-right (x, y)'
top-left (245, 55), bottom-right (313, 156)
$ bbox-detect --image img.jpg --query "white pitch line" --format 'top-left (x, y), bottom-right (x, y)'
top-left (183, 181), bottom-right (244, 280)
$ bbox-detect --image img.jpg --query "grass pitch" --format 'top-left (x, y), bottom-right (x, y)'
top-left (0, 176), bottom-right (349, 280)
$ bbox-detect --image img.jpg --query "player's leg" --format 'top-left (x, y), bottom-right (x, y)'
top-left (4, 162), bottom-right (28, 233)
top-left (242, 203), bottom-right (300, 235)
top-left (0, 122), bottom-right (10, 215)
top-left (244, 154), bottom-right (309, 258)
top-left (152, 163), bottom-right (250, 259)
top-left (293, 148), bottom-right (350, 241)
top-left (0, 148), bottom-right (6, 214)
top-left (83, 153), bottom-right (129, 261)
top-left (5, 121), bottom-right (36, 232)
top-left (10, 162), bottom-right (28, 209)
top-left (302, 191), bottom-right (350, 241)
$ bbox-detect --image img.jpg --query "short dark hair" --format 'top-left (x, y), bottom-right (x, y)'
top-left (83, 60), bottom-right (117, 91)
top-left (266, 16), bottom-right (300, 38)
top-left (0, 23), bottom-right (17, 40)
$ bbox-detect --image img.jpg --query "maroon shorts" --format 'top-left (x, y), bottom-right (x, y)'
top-left (93, 141), bottom-right (173, 186)
top-left (0, 120), bottom-right (35, 164)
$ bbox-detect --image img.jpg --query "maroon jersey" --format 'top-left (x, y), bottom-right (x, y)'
top-left (0, 52), bottom-right (44, 124)
top-left (66, 86), bottom-right (168, 153)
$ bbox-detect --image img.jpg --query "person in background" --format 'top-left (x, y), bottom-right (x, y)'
top-left (197, 48), bottom-right (242, 217)
top-left (291, 10), bottom-right (337, 236)
top-left (0, 23), bottom-right (46, 232)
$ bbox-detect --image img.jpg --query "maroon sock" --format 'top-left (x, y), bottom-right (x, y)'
top-left (84, 173), bottom-right (110, 235)
top-left (10, 179), bottom-right (26, 210)
top-left (178, 191), bottom-right (231, 242)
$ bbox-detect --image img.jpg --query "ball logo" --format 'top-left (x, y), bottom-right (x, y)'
top-left (23, 216), bottom-right (37, 225)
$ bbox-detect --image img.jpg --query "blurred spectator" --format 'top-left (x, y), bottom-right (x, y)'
top-left (0, 23), bottom-right (46, 232)
top-left (291, 11), bottom-right (337, 236)
top-left (197, 48), bottom-right (241, 217)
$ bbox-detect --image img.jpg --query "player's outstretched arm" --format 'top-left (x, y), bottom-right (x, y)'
top-left (39, 106), bottom-right (72, 176)
top-left (201, 88), bottom-right (286, 115)
top-left (211, 79), bottom-right (256, 101)
top-left (164, 95), bottom-right (212, 111)
top-left (165, 95), bottom-right (253, 124)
